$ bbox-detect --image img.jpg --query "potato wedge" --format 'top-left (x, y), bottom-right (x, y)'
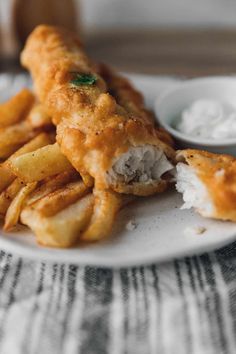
top-left (0, 133), bottom-right (53, 193)
top-left (21, 194), bottom-right (94, 247)
top-left (0, 165), bottom-right (15, 194)
top-left (81, 190), bottom-right (124, 241)
top-left (4, 182), bottom-right (37, 231)
top-left (0, 89), bottom-right (34, 128)
top-left (0, 179), bottom-right (26, 216)
top-left (27, 170), bottom-right (79, 205)
top-left (9, 143), bottom-right (73, 182)
top-left (27, 103), bottom-right (52, 128)
top-left (8, 132), bottom-right (53, 161)
top-left (32, 180), bottom-right (90, 217)
top-left (0, 121), bottom-right (38, 159)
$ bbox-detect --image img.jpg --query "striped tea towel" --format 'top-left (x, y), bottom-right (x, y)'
top-left (0, 244), bottom-right (235, 354)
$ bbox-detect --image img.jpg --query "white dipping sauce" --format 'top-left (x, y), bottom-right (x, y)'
top-left (176, 99), bottom-right (236, 139)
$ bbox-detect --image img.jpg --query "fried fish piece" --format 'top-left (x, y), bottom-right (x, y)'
top-left (97, 63), bottom-right (174, 147)
top-left (21, 25), bottom-right (175, 196)
top-left (176, 149), bottom-right (236, 222)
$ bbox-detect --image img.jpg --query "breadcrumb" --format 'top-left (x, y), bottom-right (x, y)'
top-left (184, 226), bottom-right (206, 236)
top-left (126, 220), bottom-right (138, 231)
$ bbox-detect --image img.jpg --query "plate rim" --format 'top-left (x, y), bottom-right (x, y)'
top-left (0, 229), bottom-right (236, 267)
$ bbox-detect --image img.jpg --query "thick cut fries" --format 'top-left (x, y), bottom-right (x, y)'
top-left (8, 132), bottom-right (53, 161)
top-left (21, 194), bottom-right (94, 247)
top-left (0, 121), bottom-right (39, 159)
top-left (9, 143), bottom-right (74, 182)
top-left (0, 133), bottom-right (53, 193)
top-left (0, 179), bottom-right (26, 216)
top-left (4, 182), bottom-right (37, 231)
top-left (81, 190), bottom-right (124, 241)
top-left (0, 166), bottom-right (15, 195)
top-left (0, 89), bottom-right (34, 128)
top-left (26, 170), bottom-right (79, 205)
top-left (31, 180), bottom-right (90, 217)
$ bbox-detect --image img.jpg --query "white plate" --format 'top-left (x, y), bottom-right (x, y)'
top-left (0, 73), bottom-right (236, 267)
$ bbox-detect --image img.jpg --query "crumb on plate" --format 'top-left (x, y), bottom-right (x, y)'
top-left (184, 226), bottom-right (207, 236)
top-left (126, 220), bottom-right (138, 231)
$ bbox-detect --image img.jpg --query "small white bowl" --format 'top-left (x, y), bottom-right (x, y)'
top-left (154, 77), bottom-right (236, 156)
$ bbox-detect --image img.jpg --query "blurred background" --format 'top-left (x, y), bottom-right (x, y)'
top-left (83, 0), bottom-right (236, 28)
top-left (1, 0), bottom-right (236, 76)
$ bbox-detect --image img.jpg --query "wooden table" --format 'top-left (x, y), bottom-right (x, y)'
top-left (85, 29), bottom-right (236, 77)
top-left (1, 28), bottom-right (236, 77)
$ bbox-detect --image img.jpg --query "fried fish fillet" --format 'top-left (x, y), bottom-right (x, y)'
top-left (176, 149), bottom-right (236, 222)
top-left (97, 63), bottom-right (174, 148)
top-left (21, 25), bottom-right (175, 196)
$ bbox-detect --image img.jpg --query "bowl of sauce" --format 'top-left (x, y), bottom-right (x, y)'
top-left (154, 77), bottom-right (236, 155)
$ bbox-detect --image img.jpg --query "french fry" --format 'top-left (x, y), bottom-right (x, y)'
top-left (0, 165), bottom-right (15, 194)
top-left (9, 143), bottom-right (73, 182)
top-left (0, 144), bottom-right (23, 160)
top-left (31, 180), bottom-right (90, 217)
top-left (0, 121), bottom-right (38, 159)
top-left (0, 133), bottom-right (53, 193)
top-left (26, 103), bottom-right (52, 128)
top-left (4, 182), bottom-right (37, 231)
top-left (27, 170), bottom-right (79, 205)
top-left (8, 132), bottom-right (53, 161)
top-left (0, 89), bottom-right (35, 128)
top-left (0, 179), bottom-right (26, 216)
top-left (21, 194), bottom-right (94, 247)
top-left (80, 172), bottom-right (94, 187)
top-left (81, 190), bottom-right (124, 241)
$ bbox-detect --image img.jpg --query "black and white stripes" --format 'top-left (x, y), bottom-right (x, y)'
top-left (0, 244), bottom-right (235, 354)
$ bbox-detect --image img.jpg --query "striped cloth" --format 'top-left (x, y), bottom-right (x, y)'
top-left (0, 243), bottom-right (236, 354)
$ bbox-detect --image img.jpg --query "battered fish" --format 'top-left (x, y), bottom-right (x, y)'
top-left (176, 149), bottom-right (236, 221)
top-left (21, 25), bottom-right (175, 196)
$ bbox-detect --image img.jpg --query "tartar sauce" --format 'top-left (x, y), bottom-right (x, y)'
top-left (176, 99), bottom-right (236, 139)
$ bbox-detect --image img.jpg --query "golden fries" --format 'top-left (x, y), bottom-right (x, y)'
top-left (8, 132), bottom-right (53, 161)
top-left (0, 121), bottom-right (39, 159)
top-left (0, 87), bottom-right (101, 246)
top-left (0, 179), bottom-right (26, 216)
top-left (9, 143), bottom-right (73, 182)
top-left (0, 165), bottom-right (15, 194)
top-left (4, 182), bottom-right (37, 231)
top-left (27, 170), bottom-right (79, 205)
top-left (21, 194), bottom-right (94, 247)
top-left (0, 89), bottom-right (34, 128)
top-left (31, 180), bottom-right (90, 217)
top-left (81, 190), bottom-right (124, 241)
top-left (0, 133), bottom-right (53, 193)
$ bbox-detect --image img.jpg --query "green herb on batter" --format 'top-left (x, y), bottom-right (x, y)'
top-left (70, 73), bottom-right (97, 86)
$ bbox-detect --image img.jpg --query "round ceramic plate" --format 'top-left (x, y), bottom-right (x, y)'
top-left (0, 74), bottom-right (236, 267)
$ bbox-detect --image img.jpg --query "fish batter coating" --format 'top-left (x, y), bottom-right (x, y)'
top-left (21, 25), bottom-right (175, 196)
top-left (97, 63), bottom-right (174, 147)
top-left (176, 149), bottom-right (236, 221)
